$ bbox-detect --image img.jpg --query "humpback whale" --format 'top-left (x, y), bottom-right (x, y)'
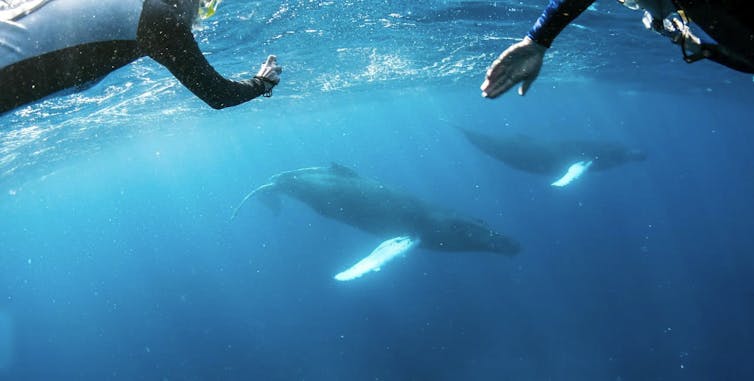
top-left (458, 128), bottom-right (646, 186)
top-left (232, 164), bottom-right (520, 280)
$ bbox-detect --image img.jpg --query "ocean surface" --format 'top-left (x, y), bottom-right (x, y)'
top-left (2, 1), bottom-right (754, 380)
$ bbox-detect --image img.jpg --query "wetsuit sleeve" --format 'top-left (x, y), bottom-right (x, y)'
top-left (137, 0), bottom-right (266, 109)
top-left (527, 0), bottom-right (596, 48)
top-left (675, 0), bottom-right (754, 73)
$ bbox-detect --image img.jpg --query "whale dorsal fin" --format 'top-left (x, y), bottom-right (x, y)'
top-left (330, 163), bottom-right (359, 177)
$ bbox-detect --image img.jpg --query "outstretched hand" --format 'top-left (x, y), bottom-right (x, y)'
top-left (255, 55), bottom-right (283, 93)
top-left (480, 36), bottom-right (547, 99)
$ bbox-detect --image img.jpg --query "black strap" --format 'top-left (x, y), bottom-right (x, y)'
top-left (254, 75), bottom-right (277, 97)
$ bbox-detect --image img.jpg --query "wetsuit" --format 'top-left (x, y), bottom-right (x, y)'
top-left (527, 0), bottom-right (754, 73)
top-left (0, 0), bottom-right (268, 114)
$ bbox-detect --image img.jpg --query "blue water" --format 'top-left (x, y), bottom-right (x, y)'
top-left (2, 1), bottom-right (754, 380)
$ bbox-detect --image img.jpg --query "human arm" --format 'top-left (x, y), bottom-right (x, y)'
top-left (137, 0), bottom-right (282, 109)
top-left (481, 0), bottom-right (595, 99)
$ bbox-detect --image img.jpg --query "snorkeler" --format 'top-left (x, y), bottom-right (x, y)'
top-left (0, 0), bottom-right (283, 114)
top-left (480, 0), bottom-right (754, 99)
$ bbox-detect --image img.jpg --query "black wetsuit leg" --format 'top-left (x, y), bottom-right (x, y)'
top-left (0, 41), bottom-right (141, 114)
top-left (677, 0), bottom-right (754, 73)
top-left (137, 0), bottom-right (267, 109)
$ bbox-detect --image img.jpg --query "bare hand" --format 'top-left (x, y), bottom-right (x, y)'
top-left (256, 55), bottom-right (283, 90)
top-left (481, 37), bottom-right (547, 99)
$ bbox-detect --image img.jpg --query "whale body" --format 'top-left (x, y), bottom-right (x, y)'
top-left (459, 128), bottom-right (646, 183)
top-left (232, 163), bottom-right (520, 256)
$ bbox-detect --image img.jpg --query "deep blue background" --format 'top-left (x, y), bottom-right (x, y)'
top-left (2, 1), bottom-right (754, 380)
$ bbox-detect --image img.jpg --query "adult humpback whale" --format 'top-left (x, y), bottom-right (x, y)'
top-left (232, 164), bottom-right (520, 280)
top-left (458, 128), bottom-right (647, 186)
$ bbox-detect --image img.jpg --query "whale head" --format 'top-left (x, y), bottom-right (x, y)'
top-left (423, 215), bottom-right (521, 256)
top-left (626, 148), bottom-right (647, 162)
top-left (589, 145), bottom-right (647, 170)
top-left (466, 226), bottom-right (522, 256)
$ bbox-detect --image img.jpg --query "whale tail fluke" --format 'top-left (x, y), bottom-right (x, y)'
top-left (230, 183), bottom-right (279, 221)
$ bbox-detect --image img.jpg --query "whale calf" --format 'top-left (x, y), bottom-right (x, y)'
top-left (458, 128), bottom-right (646, 186)
top-left (232, 164), bottom-right (520, 280)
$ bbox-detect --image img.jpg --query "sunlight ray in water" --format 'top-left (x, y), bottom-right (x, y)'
top-left (0, 2), bottom-right (753, 379)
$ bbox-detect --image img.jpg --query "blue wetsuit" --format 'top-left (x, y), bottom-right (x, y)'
top-left (0, 0), bottom-right (268, 114)
top-left (526, 0), bottom-right (754, 73)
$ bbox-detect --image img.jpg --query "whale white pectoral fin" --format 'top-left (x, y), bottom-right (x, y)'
top-left (551, 160), bottom-right (593, 187)
top-left (333, 236), bottom-right (420, 282)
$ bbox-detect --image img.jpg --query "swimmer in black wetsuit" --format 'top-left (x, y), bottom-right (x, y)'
top-left (0, 0), bottom-right (283, 114)
top-left (480, 0), bottom-right (754, 100)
